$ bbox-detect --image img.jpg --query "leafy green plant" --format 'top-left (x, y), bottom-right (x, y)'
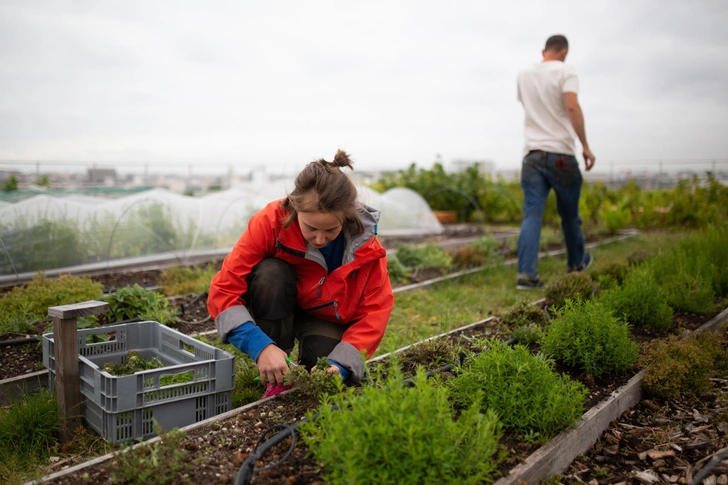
top-left (108, 424), bottom-right (191, 485)
top-left (448, 339), bottom-right (586, 441)
top-left (600, 267), bottom-right (673, 332)
top-left (300, 369), bottom-right (503, 485)
top-left (0, 273), bottom-right (104, 325)
top-left (542, 299), bottom-right (639, 378)
top-left (103, 350), bottom-right (193, 387)
top-left (386, 254), bottom-right (412, 285)
top-left (640, 331), bottom-right (728, 400)
top-left (452, 236), bottom-right (501, 268)
top-left (545, 272), bottom-right (599, 308)
top-left (394, 242), bottom-right (453, 272)
top-left (589, 260), bottom-right (631, 290)
top-left (285, 356), bottom-right (344, 399)
top-left (104, 284), bottom-right (178, 324)
top-left (0, 302), bottom-right (36, 336)
top-left (398, 338), bottom-right (459, 376)
top-left (159, 262), bottom-right (218, 297)
top-left (598, 203), bottom-right (631, 233)
top-left (500, 301), bottom-right (549, 346)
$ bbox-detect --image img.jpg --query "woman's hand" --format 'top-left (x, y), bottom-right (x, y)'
top-left (256, 345), bottom-right (290, 386)
top-left (312, 363), bottom-right (341, 376)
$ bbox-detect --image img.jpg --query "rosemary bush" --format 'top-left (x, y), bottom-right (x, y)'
top-left (541, 299), bottom-right (639, 378)
top-left (545, 272), bottom-right (599, 308)
top-left (500, 301), bottom-right (549, 346)
top-left (448, 339), bottom-right (586, 441)
top-left (386, 254), bottom-right (411, 285)
top-left (394, 242), bottom-right (453, 272)
top-left (600, 267), bottom-right (673, 332)
top-left (300, 370), bottom-right (503, 485)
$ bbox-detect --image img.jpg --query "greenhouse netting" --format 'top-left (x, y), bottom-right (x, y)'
top-left (0, 181), bottom-right (442, 282)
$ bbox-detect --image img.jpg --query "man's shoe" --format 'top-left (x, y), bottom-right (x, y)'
top-left (516, 278), bottom-right (545, 290)
top-left (569, 253), bottom-right (593, 273)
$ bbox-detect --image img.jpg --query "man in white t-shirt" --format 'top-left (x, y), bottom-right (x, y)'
top-left (515, 34), bottom-right (596, 290)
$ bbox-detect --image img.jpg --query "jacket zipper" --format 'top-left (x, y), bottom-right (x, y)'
top-left (317, 277), bottom-right (325, 297)
top-left (302, 300), bottom-right (340, 319)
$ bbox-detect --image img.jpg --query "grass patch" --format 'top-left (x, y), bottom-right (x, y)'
top-left (378, 231), bottom-right (681, 356)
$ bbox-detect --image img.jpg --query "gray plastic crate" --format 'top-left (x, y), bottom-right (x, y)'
top-left (43, 320), bottom-right (235, 444)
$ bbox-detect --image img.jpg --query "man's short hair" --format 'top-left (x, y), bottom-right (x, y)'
top-left (545, 35), bottom-right (569, 52)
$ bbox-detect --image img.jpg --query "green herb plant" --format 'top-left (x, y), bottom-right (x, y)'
top-left (500, 301), bottom-right (549, 346)
top-left (300, 369), bottom-right (503, 485)
top-left (394, 242), bottom-right (453, 273)
top-left (386, 255), bottom-right (412, 285)
top-left (108, 424), bottom-right (191, 485)
top-left (104, 284), bottom-right (178, 325)
top-left (448, 339), bottom-right (586, 441)
top-left (159, 262), bottom-right (218, 297)
top-left (0, 273), bottom-right (103, 325)
top-left (600, 267), bottom-right (673, 332)
top-left (541, 299), bottom-right (639, 378)
top-left (398, 338), bottom-right (459, 377)
top-left (640, 331), bottom-right (728, 400)
top-left (285, 356), bottom-right (345, 399)
top-left (545, 272), bottom-right (599, 309)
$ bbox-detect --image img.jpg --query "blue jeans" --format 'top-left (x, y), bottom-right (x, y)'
top-left (517, 150), bottom-right (585, 279)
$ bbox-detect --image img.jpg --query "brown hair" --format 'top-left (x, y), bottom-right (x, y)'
top-left (545, 34), bottom-right (569, 52)
top-left (281, 149), bottom-right (364, 235)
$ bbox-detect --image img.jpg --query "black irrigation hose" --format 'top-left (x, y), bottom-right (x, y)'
top-left (0, 336), bottom-right (39, 347)
top-left (689, 446), bottom-right (728, 485)
top-left (235, 337), bottom-right (520, 484)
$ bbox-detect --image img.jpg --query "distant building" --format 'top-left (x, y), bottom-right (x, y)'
top-left (87, 168), bottom-right (117, 186)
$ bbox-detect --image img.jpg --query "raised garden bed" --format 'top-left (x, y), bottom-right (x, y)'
top-left (25, 303), bottom-right (728, 485)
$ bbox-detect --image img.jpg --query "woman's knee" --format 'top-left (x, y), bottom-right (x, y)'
top-left (246, 258), bottom-right (297, 319)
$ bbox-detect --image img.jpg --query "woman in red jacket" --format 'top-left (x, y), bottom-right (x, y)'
top-left (207, 150), bottom-right (394, 387)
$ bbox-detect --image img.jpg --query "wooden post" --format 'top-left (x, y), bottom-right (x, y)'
top-left (49, 300), bottom-right (110, 443)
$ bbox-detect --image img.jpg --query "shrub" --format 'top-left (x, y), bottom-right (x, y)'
top-left (104, 284), bottom-right (178, 324)
top-left (159, 262), bottom-right (218, 297)
top-left (545, 272), bottom-right (599, 308)
top-left (399, 338), bottom-right (459, 376)
top-left (108, 424), bottom-right (191, 485)
top-left (300, 370), bottom-right (503, 485)
top-left (452, 245), bottom-right (488, 268)
top-left (626, 249), bottom-right (652, 267)
top-left (0, 273), bottom-right (104, 323)
top-left (640, 331), bottom-right (728, 400)
top-left (448, 339), bottom-right (586, 441)
top-left (600, 268), bottom-right (673, 332)
top-left (500, 301), bottom-right (549, 346)
top-left (598, 203), bottom-right (631, 233)
top-left (394, 242), bottom-right (452, 272)
top-left (285, 356), bottom-right (344, 400)
top-left (589, 260), bottom-right (631, 290)
top-left (542, 299), bottom-right (639, 378)
top-left (386, 255), bottom-right (411, 285)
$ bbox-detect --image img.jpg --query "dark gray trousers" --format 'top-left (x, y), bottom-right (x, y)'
top-left (245, 258), bottom-right (348, 370)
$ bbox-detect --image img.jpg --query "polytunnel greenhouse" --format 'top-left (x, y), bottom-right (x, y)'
top-left (0, 181), bottom-right (442, 282)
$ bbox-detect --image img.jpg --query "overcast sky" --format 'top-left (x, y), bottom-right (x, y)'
top-left (1, 0), bottom-right (727, 176)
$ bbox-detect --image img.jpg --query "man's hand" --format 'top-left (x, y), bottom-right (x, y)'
top-left (256, 345), bottom-right (289, 386)
top-left (582, 146), bottom-right (596, 171)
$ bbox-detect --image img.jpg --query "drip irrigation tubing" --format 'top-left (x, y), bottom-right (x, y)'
top-left (233, 336), bottom-right (518, 484)
top-left (688, 446), bottom-right (728, 485)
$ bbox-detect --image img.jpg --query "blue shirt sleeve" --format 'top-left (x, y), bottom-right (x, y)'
top-left (328, 359), bottom-right (351, 382)
top-left (226, 322), bottom-right (274, 363)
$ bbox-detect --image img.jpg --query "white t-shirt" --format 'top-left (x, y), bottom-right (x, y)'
top-left (517, 60), bottom-right (579, 156)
